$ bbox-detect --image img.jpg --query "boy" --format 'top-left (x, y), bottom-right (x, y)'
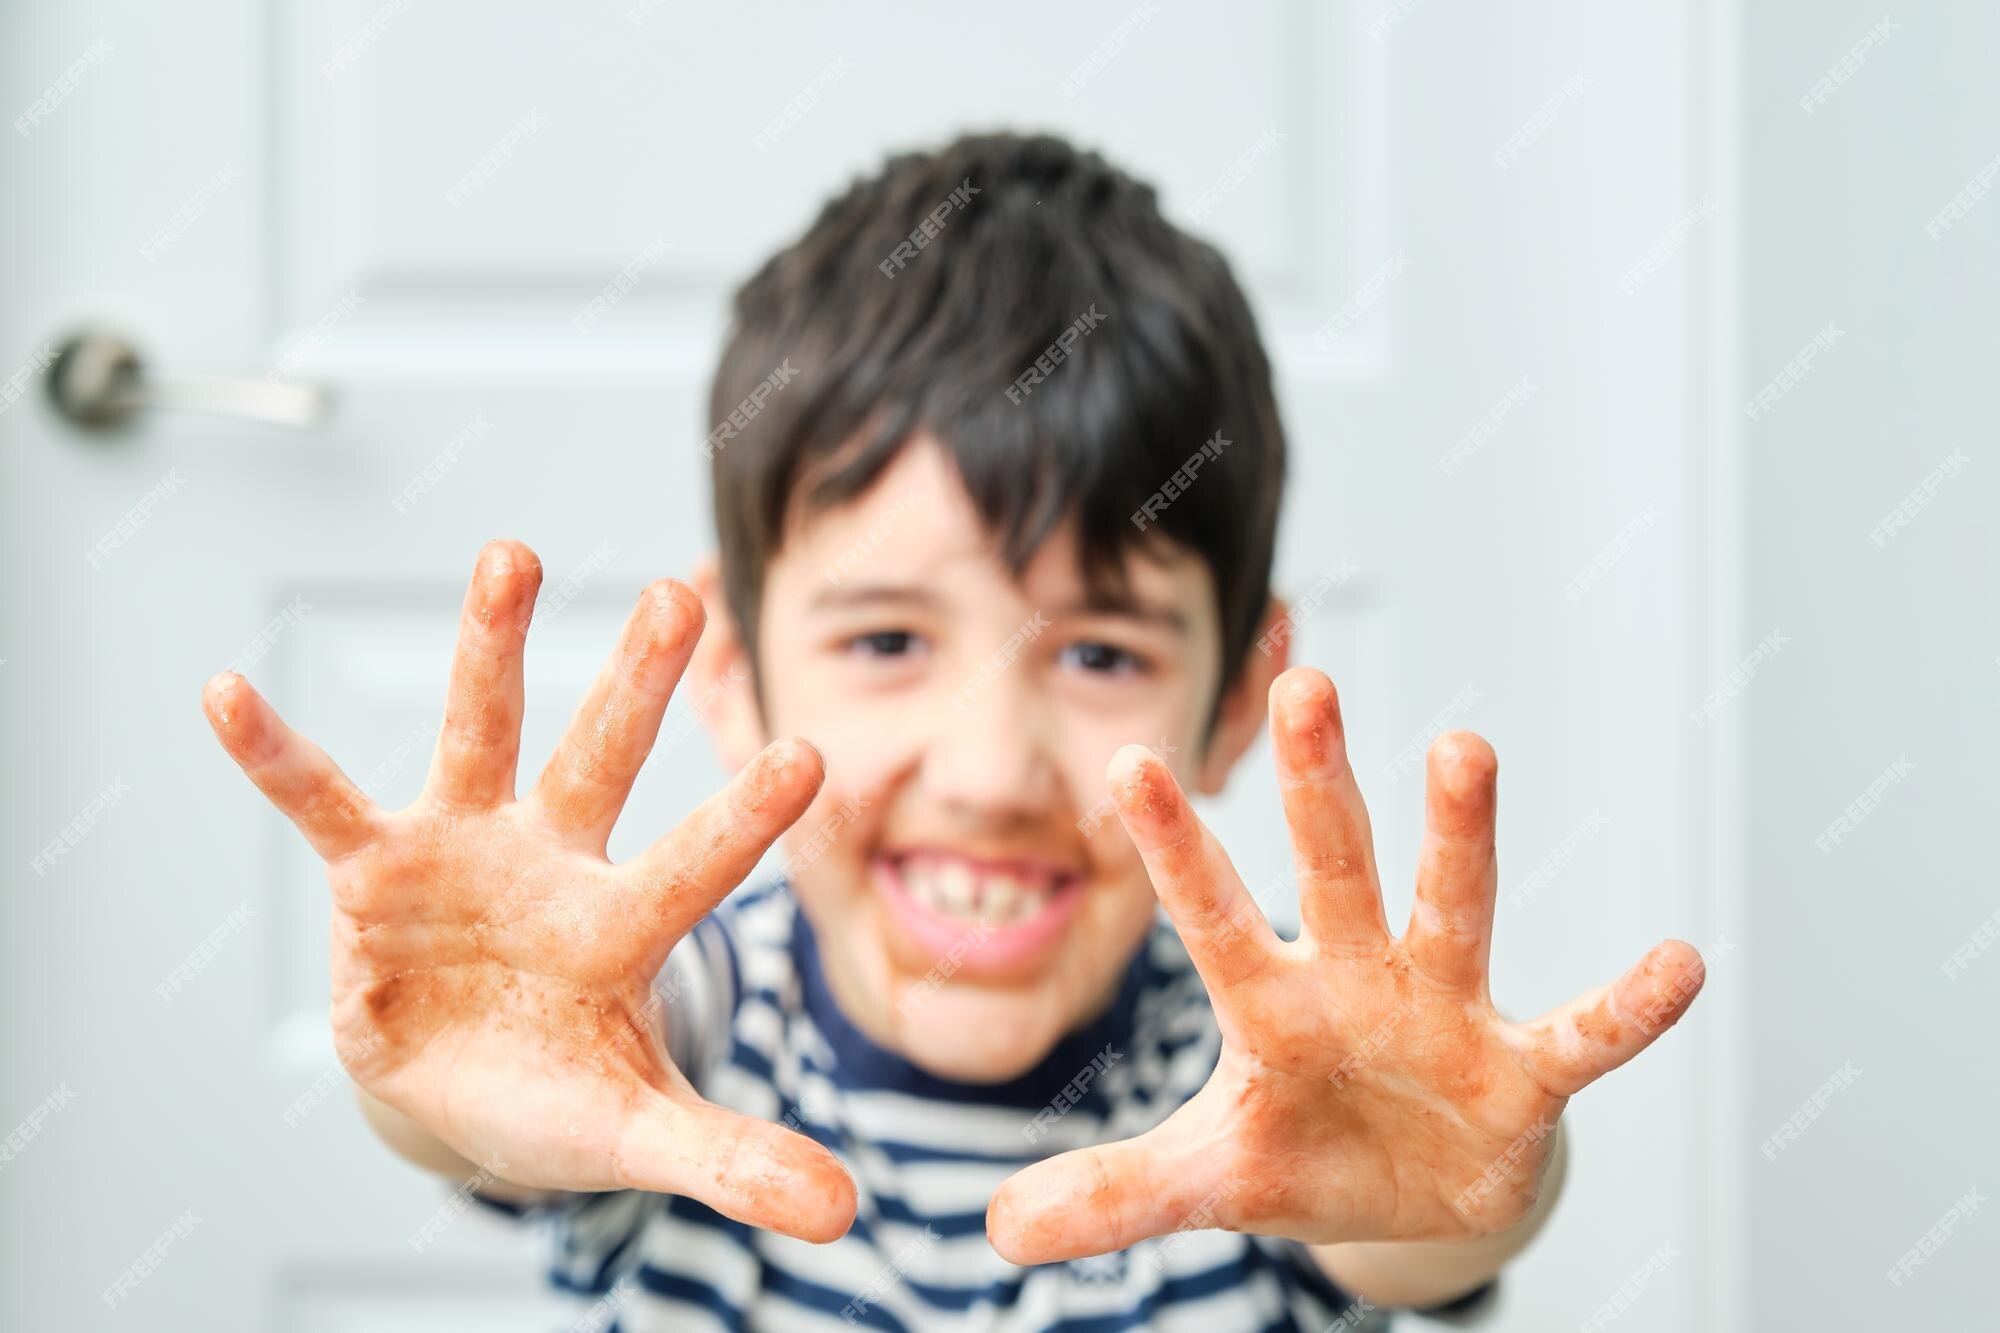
top-left (203, 132), bottom-right (1703, 1329)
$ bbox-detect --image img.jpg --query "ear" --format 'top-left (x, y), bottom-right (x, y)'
top-left (1193, 595), bottom-right (1289, 796)
top-left (685, 557), bottom-right (771, 772)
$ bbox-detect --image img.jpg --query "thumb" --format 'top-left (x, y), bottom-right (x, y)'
top-left (987, 1121), bottom-right (1215, 1265)
top-left (616, 1092), bottom-right (857, 1244)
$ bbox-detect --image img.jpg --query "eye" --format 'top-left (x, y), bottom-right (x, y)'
top-left (845, 629), bottom-right (924, 659)
top-left (1060, 640), bottom-right (1148, 676)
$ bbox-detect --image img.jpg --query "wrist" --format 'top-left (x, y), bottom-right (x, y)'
top-left (354, 1085), bottom-right (557, 1204)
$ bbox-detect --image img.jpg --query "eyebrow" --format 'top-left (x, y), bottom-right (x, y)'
top-left (807, 582), bottom-right (1188, 635)
top-left (1049, 596), bottom-right (1189, 636)
top-left (807, 583), bottom-right (945, 613)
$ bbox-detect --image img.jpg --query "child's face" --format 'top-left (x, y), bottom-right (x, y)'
top-left (695, 437), bottom-right (1275, 1080)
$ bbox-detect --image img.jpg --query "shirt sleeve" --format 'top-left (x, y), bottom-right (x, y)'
top-left (469, 1188), bottom-right (654, 1297)
top-left (657, 912), bottom-right (741, 1093)
top-left (1420, 1279), bottom-right (1499, 1319)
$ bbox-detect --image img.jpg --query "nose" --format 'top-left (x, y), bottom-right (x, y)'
top-left (919, 666), bottom-right (1062, 821)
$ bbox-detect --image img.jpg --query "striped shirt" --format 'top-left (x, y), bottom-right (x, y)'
top-left (483, 880), bottom-right (1397, 1331)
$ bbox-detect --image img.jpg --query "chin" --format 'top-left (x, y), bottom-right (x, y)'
top-left (892, 987), bottom-right (1074, 1082)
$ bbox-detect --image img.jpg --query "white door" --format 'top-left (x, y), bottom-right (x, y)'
top-left (2, 3), bottom-right (1724, 1329)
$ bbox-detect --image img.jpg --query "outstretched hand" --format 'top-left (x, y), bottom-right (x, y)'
top-left (988, 668), bottom-right (1702, 1264)
top-left (205, 541), bottom-right (856, 1241)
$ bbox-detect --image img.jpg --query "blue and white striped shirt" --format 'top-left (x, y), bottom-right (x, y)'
top-left (487, 880), bottom-right (1397, 1331)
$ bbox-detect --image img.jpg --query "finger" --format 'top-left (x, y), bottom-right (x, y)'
top-left (533, 578), bottom-right (703, 844)
top-left (1268, 668), bottom-right (1390, 951)
top-left (623, 737), bottom-right (825, 949)
top-left (1403, 731), bottom-right (1499, 993)
top-left (1109, 745), bottom-right (1277, 993)
top-left (988, 1122), bottom-right (1206, 1265)
top-left (616, 1091), bottom-right (856, 1244)
top-left (203, 672), bottom-right (380, 860)
top-left (429, 541), bottom-right (541, 807)
top-left (1516, 940), bottom-right (1706, 1097)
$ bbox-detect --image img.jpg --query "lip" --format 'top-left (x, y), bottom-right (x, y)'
top-left (871, 852), bottom-right (1085, 974)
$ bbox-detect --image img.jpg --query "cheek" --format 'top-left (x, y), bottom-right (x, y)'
top-left (1052, 689), bottom-right (1208, 827)
top-left (765, 701), bottom-right (924, 847)
top-left (1060, 745), bottom-right (1155, 912)
top-left (1059, 867), bottom-right (1161, 1012)
top-left (769, 723), bottom-right (915, 911)
top-left (1097, 870), bottom-right (1162, 939)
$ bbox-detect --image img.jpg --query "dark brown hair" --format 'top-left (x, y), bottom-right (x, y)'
top-left (707, 130), bottom-right (1286, 738)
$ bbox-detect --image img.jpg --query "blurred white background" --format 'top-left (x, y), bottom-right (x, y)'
top-left (3, 1), bottom-right (1993, 1329)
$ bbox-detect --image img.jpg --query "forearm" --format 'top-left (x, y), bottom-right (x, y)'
top-left (1307, 1119), bottom-right (1568, 1310)
top-left (354, 1086), bottom-right (559, 1205)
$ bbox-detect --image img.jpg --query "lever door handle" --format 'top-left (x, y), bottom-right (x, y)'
top-left (45, 329), bottom-right (332, 432)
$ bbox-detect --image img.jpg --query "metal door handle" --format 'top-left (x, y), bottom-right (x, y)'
top-left (45, 330), bottom-right (332, 432)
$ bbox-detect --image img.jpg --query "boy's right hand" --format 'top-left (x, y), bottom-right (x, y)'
top-left (203, 540), bottom-right (856, 1243)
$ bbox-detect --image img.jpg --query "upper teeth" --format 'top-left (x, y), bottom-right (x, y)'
top-left (900, 857), bottom-right (1055, 924)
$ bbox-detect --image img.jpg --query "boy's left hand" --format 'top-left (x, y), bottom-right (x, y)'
top-left (987, 668), bottom-right (1704, 1264)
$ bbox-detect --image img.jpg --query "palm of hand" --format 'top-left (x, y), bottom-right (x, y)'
top-left (989, 669), bottom-right (1702, 1263)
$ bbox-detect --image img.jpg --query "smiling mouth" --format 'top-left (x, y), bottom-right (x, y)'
top-left (891, 850), bottom-right (1074, 923)
top-left (871, 849), bottom-right (1086, 971)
